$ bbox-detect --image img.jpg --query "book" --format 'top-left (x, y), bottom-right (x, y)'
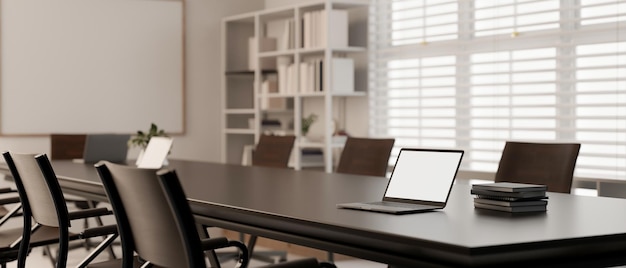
top-left (474, 202), bottom-right (547, 213)
top-left (473, 194), bottom-right (548, 202)
top-left (470, 188), bottom-right (547, 199)
top-left (474, 198), bottom-right (547, 207)
top-left (472, 182), bottom-right (547, 193)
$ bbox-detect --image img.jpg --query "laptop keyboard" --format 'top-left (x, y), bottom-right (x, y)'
top-left (368, 201), bottom-right (433, 209)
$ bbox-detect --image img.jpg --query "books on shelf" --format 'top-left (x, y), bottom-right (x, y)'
top-left (303, 9), bottom-right (348, 48)
top-left (277, 57), bottom-right (354, 94)
top-left (472, 182), bottom-right (548, 213)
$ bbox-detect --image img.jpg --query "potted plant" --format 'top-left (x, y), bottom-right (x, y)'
top-left (301, 114), bottom-right (318, 136)
top-left (129, 123), bottom-right (168, 149)
top-left (129, 123), bottom-right (169, 164)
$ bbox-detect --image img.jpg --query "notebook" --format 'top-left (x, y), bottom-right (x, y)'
top-left (78, 134), bottom-right (130, 164)
top-left (337, 148), bottom-right (464, 215)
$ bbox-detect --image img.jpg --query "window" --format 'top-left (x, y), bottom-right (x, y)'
top-left (370, 0), bottom-right (626, 180)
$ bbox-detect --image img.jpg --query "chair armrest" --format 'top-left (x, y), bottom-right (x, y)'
top-left (0, 187), bottom-right (16, 194)
top-left (200, 237), bottom-right (229, 250)
top-left (263, 258), bottom-right (336, 268)
top-left (79, 224), bottom-right (118, 239)
top-left (0, 196), bottom-right (20, 205)
top-left (201, 238), bottom-right (249, 267)
top-left (68, 207), bottom-right (112, 220)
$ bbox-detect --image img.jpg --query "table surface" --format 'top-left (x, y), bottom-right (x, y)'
top-left (2, 159), bottom-right (626, 267)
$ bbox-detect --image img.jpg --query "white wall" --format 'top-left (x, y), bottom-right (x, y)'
top-left (264, 0), bottom-right (297, 7)
top-left (0, 0), bottom-right (265, 162)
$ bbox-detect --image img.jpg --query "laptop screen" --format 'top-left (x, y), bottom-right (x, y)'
top-left (82, 134), bottom-right (130, 163)
top-left (383, 149), bottom-right (464, 203)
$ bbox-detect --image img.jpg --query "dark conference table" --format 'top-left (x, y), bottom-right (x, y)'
top-left (2, 159), bottom-right (626, 267)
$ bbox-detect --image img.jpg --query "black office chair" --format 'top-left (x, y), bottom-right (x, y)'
top-left (336, 137), bottom-right (395, 177)
top-left (95, 161), bottom-right (335, 268)
top-left (495, 141), bottom-right (581, 194)
top-left (50, 134), bottom-right (107, 252)
top-left (2, 152), bottom-right (118, 268)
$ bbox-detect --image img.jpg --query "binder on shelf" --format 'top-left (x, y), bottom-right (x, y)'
top-left (331, 58), bottom-right (354, 93)
top-left (325, 9), bottom-right (348, 48)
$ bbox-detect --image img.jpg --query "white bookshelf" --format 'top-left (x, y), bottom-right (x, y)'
top-left (222, 0), bottom-right (369, 171)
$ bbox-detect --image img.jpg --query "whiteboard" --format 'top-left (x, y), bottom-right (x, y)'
top-left (0, 0), bottom-right (184, 135)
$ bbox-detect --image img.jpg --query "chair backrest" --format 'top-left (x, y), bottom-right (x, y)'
top-left (2, 152), bottom-right (71, 267)
top-left (50, 134), bottom-right (87, 160)
top-left (495, 141), bottom-right (581, 193)
top-left (2, 153), bottom-right (68, 228)
top-left (252, 135), bottom-right (296, 168)
top-left (336, 137), bottom-right (395, 177)
top-left (95, 162), bottom-right (200, 268)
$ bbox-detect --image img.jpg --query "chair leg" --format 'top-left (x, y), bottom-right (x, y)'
top-left (76, 233), bottom-right (118, 268)
top-left (197, 224), bottom-right (221, 268)
top-left (246, 235), bottom-right (287, 263)
top-left (43, 246), bottom-right (56, 267)
top-left (86, 200), bottom-right (117, 259)
top-left (326, 251), bottom-right (334, 263)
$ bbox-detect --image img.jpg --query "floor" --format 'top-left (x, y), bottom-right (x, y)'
top-left (8, 243), bottom-right (386, 268)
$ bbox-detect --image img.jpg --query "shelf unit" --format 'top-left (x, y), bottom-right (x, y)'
top-left (222, 0), bottom-right (369, 172)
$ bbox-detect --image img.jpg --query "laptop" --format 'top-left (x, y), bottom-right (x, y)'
top-left (337, 148), bottom-right (464, 215)
top-left (78, 134), bottom-right (130, 164)
top-left (136, 136), bottom-right (173, 168)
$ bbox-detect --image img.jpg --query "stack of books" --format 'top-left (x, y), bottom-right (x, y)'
top-left (471, 182), bottom-right (548, 213)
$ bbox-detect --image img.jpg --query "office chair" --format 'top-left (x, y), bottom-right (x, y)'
top-left (50, 134), bottom-right (87, 160)
top-left (495, 141), bottom-right (581, 194)
top-left (252, 135), bottom-right (296, 168)
top-left (336, 137), bottom-right (395, 177)
top-left (328, 137), bottom-right (394, 262)
top-left (2, 152), bottom-right (118, 268)
top-left (243, 135), bottom-right (296, 263)
top-left (50, 134), bottom-right (107, 251)
top-left (95, 161), bottom-right (335, 268)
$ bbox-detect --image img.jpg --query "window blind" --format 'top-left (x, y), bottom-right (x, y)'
top-left (369, 0), bottom-right (626, 180)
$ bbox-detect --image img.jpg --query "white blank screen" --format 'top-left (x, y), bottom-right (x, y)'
top-left (385, 150), bottom-right (463, 203)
